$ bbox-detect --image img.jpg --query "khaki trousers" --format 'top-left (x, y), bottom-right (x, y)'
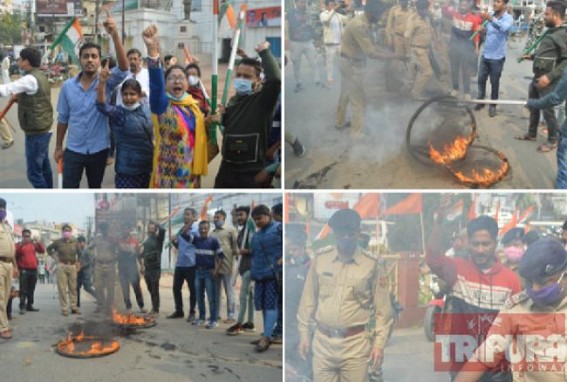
top-left (94, 262), bottom-right (116, 312)
top-left (57, 263), bottom-right (78, 313)
top-left (0, 262), bottom-right (13, 331)
top-left (312, 329), bottom-right (372, 382)
top-left (336, 57), bottom-right (366, 136)
top-left (411, 47), bottom-right (433, 97)
top-left (393, 35), bottom-right (407, 56)
top-left (0, 120), bottom-right (13, 144)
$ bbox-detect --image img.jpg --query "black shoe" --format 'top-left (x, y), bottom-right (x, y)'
top-left (242, 322), bottom-right (256, 332)
top-left (167, 311), bottom-right (184, 319)
top-left (19, 308), bottom-right (25, 315)
top-left (292, 139), bottom-right (306, 157)
top-left (489, 105), bottom-right (497, 117)
top-left (474, 103), bottom-right (485, 111)
top-left (26, 307), bottom-right (40, 312)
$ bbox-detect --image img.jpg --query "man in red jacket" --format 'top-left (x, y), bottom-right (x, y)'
top-left (426, 215), bottom-right (521, 381)
top-left (15, 229), bottom-right (45, 314)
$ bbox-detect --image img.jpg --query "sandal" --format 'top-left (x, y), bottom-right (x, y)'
top-left (0, 330), bottom-right (13, 340)
top-left (537, 142), bottom-right (558, 153)
top-left (515, 134), bottom-right (536, 141)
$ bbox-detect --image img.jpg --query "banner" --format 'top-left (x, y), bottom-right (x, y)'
top-left (246, 6), bottom-right (281, 28)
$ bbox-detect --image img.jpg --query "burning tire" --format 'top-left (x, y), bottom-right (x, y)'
top-left (406, 96), bottom-right (477, 167)
top-left (112, 310), bottom-right (157, 330)
top-left (56, 331), bottom-right (120, 358)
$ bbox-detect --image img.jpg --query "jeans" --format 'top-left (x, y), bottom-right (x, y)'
top-left (172, 266), bottom-right (196, 315)
top-left (195, 269), bottom-right (216, 321)
top-left (556, 133), bottom-right (567, 189)
top-left (450, 40), bottom-right (474, 94)
top-left (63, 148), bottom-right (109, 188)
top-left (25, 132), bottom-right (53, 188)
top-left (214, 273), bottom-right (235, 320)
top-left (144, 269), bottom-right (161, 312)
top-left (19, 269), bottom-right (38, 309)
top-left (214, 164), bottom-right (258, 188)
top-left (237, 270), bottom-right (254, 324)
top-left (477, 57), bottom-right (505, 100)
top-left (263, 309), bottom-right (278, 338)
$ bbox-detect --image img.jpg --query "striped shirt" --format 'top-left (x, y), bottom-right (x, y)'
top-left (194, 236), bottom-right (224, 270)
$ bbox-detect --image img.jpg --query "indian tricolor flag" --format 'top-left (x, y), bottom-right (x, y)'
top-left (50, 18), bottom-right (83, 64)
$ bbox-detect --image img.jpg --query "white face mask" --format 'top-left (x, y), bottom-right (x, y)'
top-left (122, 102), bottom-right (141, 111)
top-left (188, 75), bottom-right (200, 87)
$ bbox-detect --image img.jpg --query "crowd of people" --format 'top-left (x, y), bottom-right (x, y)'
top-left (286, 0), bottom-right (567, 187)
top-left (0, 197), bottom-right (283, 354)
top-left (0, 12), bottom-right (283, 189)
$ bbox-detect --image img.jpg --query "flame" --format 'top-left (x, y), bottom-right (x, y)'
top-left (428, 135), bottom-right (473, 165)
top-left (112, 310), bottom-right (152, 326)
top-left (452, 160), bottom-right (510, 188)
top-left (57, 331), bottom-right (120, 356)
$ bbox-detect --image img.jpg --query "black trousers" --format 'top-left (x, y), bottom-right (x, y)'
top-left (118, 265), bottom-right (144, 310)
top-left (172, 266), bottom-right (196, 315)
top-left (19, 269), bottom-right (38, 309)
top-left (144, 268), bottom-right (161, 312)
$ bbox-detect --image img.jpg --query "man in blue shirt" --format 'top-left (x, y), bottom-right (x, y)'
top-left (474, 0), bottom-right (513, 117)
top-left (193, 220), bottom-right (224, 329)
top-left (167, 207), bottom-right (198, 320)
top-left (54, 11), bottom-right (129, 188)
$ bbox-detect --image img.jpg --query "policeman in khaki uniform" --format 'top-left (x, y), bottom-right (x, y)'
top-left (335, 0), bottom-right (403, 136)
top-left (297, 209), bottom-right (393, 382)
top-left (0, 198), bottom-right (17, 340)
top-left (404, 0), bottom-right (434, 100)
top-left (47, 224), bottom-right (81, 316)
top-left (385, 0), bottom-right (413, 56)
top-left (456, 238), bottom-right (567, 382)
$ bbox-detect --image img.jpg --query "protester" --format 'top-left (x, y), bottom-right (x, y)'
top-left (185, 63), bottom-right (210, 116)
top-left (75, 235), bottom-right (95, 308)
top-left (140, 221), bottom-right (165, 315)
top-left (320, 0), bottom-right (348, 86)
top-left (15, 229), bottom-right (45, 314)
top-left (142, 25), bottom-right (208, 188)
top-left (54, 11), bottom-right (129, 188)
top-left (96, 64), bottom-right (153, 188)
top-left (250, 205), bottom-right (282, 352)
top-left (117, 224), bottom-right (145, 312)
top-left (116, 48), bottom-right (150, 107)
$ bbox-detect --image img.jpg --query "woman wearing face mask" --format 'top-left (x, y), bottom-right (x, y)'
top-left (500, 228), bottom-right (525, 277)
top-left (185, 63), bottom-right (210, 116)
top-left (96, 62), bottom-right (153, 188)
top-left (142, 25), bottom-right (208, 188)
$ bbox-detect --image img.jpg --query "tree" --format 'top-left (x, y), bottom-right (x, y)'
top-left (0, 13), bottom-right (24, 45)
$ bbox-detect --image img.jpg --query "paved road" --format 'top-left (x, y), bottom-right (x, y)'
top-left (284, 42), bottom-right (557, 189)
top-left (0, 274), bottom-right (281, 382)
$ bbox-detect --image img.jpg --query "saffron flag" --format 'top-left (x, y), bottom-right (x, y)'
top-left (468, 195), bottom-right (477, 221)
top-left (199, 195), bottom-right (214, 221)
top-left (499, 209), bottom-right (519, 237)
top-left (383, 193), bottom-right (422, 215)
top-left (219, 0), bottom-right (237, 28)
top-left (518, 205), bottom-right (535, 224)
top-left (49, 18), bottom-right (83, 64)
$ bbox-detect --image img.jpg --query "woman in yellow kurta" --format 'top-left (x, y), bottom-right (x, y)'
top-left (143, 25), bottom-right (208, 188)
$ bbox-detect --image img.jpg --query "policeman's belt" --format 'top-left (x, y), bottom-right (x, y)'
top-left (59, 260), bottom-right (77, 265)
top-left (411, 45), bottom-right (429, 49)
top-left (0, 257), bottom-right (12, 263)
top-left (317, 323), bottom-right (366, 338)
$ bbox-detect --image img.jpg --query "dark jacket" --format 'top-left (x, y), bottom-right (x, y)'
top-left (532, 25), bottom-right (567, 81)
top-left (18, 68), bottom-right (53, 135)
top-left (95, 102), bottom-right (153, 176)
top-left (142, 225), bottom-right (165, 270)
top-left (221, 49), bottom-right (281, 174)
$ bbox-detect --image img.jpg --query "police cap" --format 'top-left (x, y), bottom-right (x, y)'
top-left (519, 238), bottom-right (567, 281)
top-left (328, 209), bottom-right (361, 233)
top-left (501, 227), bottom-right (524, 246)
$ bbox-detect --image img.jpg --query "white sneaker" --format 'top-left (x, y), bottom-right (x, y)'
top-left (449, 90), bottom-right (459, 98)
top-left (463, 93), bottom-right (472, 102)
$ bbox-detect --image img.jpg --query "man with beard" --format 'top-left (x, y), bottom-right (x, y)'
top-left (115, 48), bottom-right (149, 107)
top-left (516, 1), bottom-right (567, 153)
top-left (54, 10), bottom-right (129, 188)
top-left (426, 215), bottom-right (522, 381)
top-left (455, 238), bottom-right (567, 382)
top-left (297, 209), bottom-right (393, 381)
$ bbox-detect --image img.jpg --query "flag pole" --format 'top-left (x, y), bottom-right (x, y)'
top-left (211, 0), bottom-right (220, 146)
top-left (220, 7), bottom-right (246, 106)
top-left (419, 211), bottom-right (426, 256)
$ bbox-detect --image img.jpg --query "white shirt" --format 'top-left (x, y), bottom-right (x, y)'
top-left (0, 73), bottom-right (38, 97)
top-left (320, 10), bottom-right (346, 45)
top-left (116, 67), bottom-right (150, 107)
top-left (1, 56), bottom-right (10, 71)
